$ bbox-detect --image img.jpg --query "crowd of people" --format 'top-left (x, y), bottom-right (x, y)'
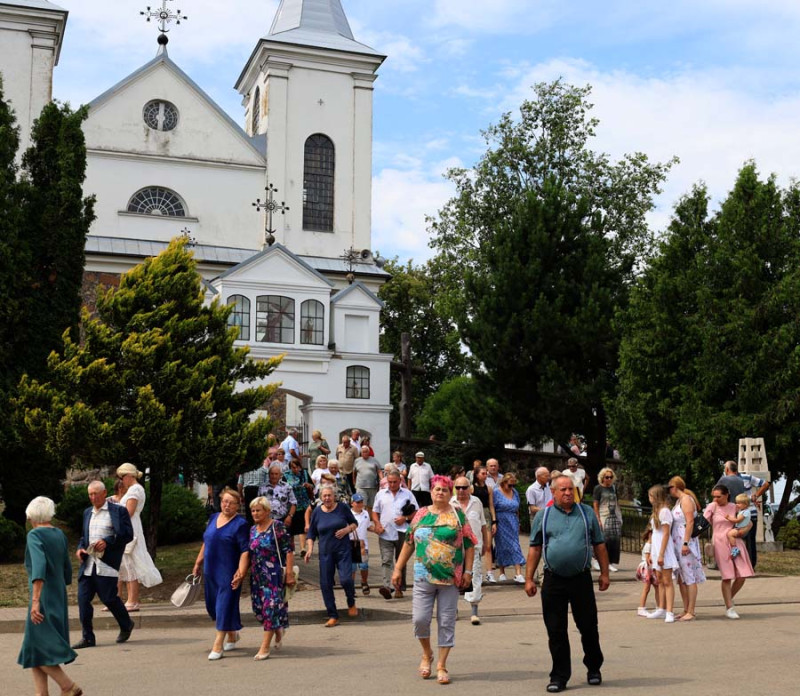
top-left (15, 427), bottom-right (769, 694)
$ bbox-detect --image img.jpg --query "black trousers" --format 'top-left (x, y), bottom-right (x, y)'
top-left (604, 536), bottom-right (621, 565)
top-left (243, 485), bottom-right (260, 524)
top-left (78, 569), bottom-right (133, 642)
top-left (541, 569), bottom-right (603, 684)
top-left (745, 515), bottom-right (758, 567)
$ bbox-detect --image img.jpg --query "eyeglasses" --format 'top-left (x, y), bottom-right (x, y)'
top-left (454, 485), bottom-right (470, 490)
top-left (603, 476), bottom-right (613, 480)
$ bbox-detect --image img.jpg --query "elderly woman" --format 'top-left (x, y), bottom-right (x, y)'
top-left (307, 430), bottom-right (330, 474)
top-left (592, 467), bottom-right (622, 572)
top-left (18, 497), bottom-right (82, 696)
top-left (310, 454), bottom-right (330, 494)
top-left (259, 463), bottom-right (297, 529)
top-left (492, 473), bottom-right (526, 583)
top-left (285, 458), bottom-right (313, 554)
top-left (116, 463), bottom-right (162, 611)
top-left (327, 459), bottom-right (353, 504)
top-left (703, 484), bottom-right (754, 619)
top-left (192, 487), bottom-right (250, 660)
top-left (305, 484), bottom-right (360, 626)
top-left (249, 496), bottom-right (295, 660)
top-left (392, 475), bottom-right (476, 684)
top-left (668, 476), bottom-right (706, 621)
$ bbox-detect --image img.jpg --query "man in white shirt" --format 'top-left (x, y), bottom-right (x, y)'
top-left (452, 476), bottom-right (490, 625)
top-left (372, 470), bottom-right (418, 600)
top-left (408, 451), bottom-right (434, 506)
top-left (564, 458), bottom-right (587, 500)
top-left (280, 428), bottom-right (301, 465)
top-left (486, 458), bottom-right (502, 491)
top-left (525, 467), bottom-right (553, 586)
top-left (350, 428), bottom-right (362, 451)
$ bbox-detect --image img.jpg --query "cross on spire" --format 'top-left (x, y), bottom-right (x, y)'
top-left (253, 184), bottom-right (289, 248)
top-left (141, 0), bottom-right (187, 37)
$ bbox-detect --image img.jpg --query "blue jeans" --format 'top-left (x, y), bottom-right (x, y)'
top-left (318, 545), bottom-right (356, 619)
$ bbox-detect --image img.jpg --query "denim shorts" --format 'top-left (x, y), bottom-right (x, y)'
top-left (352, 550), bottom-right (369, 572)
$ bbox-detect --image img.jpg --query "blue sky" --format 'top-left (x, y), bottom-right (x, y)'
top-left (52, 0), bottom-right (800, 263)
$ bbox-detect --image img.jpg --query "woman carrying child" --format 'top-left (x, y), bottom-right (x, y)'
top-left (645, 485), bottom-right (679, 622)
top-left (725, 493), bottom-right (753, 557)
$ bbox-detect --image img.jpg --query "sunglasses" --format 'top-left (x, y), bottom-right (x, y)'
top-left (454, 485), bottom-right (470, 490)
top-left (603, 476), bottom-right (613, 480)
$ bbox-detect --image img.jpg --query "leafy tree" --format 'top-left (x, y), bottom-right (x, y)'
top-left (429, 80), bottom-right (674, 478)
top-left (378, 259), bottom-right (469, 435)
top-left (0, 81), bottom-right (95, 522)
top-left (15, 238), bottom-right (281, 553)
top-left (613, 163), bottom-right (800, 529)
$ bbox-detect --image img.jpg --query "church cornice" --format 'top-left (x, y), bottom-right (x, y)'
top-left (0, 2), bottom-right (67, 63)
top-left (87, 148), bottom-right (265, 171)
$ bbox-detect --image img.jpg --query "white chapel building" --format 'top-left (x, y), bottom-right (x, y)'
top-left (0, 0), bottom-right (394, 461)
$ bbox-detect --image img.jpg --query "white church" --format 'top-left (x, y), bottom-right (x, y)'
top-left (0, 0), bottom-right (394, 462)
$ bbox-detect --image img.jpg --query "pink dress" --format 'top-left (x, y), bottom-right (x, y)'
top-left (703, 502), bottom-right (754, 580)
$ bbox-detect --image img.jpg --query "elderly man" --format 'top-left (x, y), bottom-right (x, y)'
top-left (372, 469), bottom-right (418, 600)
top-left (238, 457), bottom-right (270, 523)
top-left (280, 428), bottom-right (301, 466)
top-left (453, 476), bottom-right (491, 625)
top-left (525, 476), bottom-right (610, 693)
top-left (563, 458), bottom-right (587, 500)
top-left (336, 434), bottom-right (360, 484)
top-left (73, 481), bottom-right (135, 649)
top-left (717, 459), bottom-right (769, 566)
top-left (485, 458), bottom-right (502, 491)
top-left (353, 445), bottom-right (381, 510)
top-left (408, 451), bottom-right (434, 507)
top-left (258, 463), bottom-right (297, 528)
top-left (350, 428), bottom-right (362, 450)
top-left (526, 467), bottom-right (553, 585)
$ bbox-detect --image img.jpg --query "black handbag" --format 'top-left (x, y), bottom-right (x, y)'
top-left (691, 512), bottom-right (711, 538)
top-left (350, 532), bottom-right (362, 563)
top-left (401, 501), bottom-right (417, 518)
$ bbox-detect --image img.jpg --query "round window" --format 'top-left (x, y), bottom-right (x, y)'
top-left (143, 100), bottom-right (179, 131)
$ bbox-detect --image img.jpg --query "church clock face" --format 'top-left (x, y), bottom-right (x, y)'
top-left (143, 100), bottom-right (179, 131)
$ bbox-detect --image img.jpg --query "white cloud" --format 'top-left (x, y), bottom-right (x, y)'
top-left (432, 0), bottom-right (561, 33)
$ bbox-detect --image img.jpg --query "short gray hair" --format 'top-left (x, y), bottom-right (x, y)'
top-left (535, 466), bottom-right (550, 478)
top-left (87, 480), bottom-right (105, 493)
top-left (319, 484), bottom-right (336, 496)
top-left (25, 496), bottom-right (56, 524)
top-left (268, 462), bottom-right (284, 474)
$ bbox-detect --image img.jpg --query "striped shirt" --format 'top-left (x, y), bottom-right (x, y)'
top-left (86, 503), bottom-right (118, 578)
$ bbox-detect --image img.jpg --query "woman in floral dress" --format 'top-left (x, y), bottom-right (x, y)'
top-left (392, 475), bottom-right (476, 685)
top-left (249, 496), bottom-right (295, 660)
top-left (668, 476), bottom-right (706, 621)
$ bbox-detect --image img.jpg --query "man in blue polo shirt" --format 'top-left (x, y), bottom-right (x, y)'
top-left (525, 475), bottom-right (610, 693)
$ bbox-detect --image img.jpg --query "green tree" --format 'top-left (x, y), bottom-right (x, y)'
top-left (378, 259), bottom-right (469, 436)
top-left (15, 238), bottom-right (281, 553)
top-left (0, 82), bottom-right (95, 522)
top-left (429, 80), bottom-right (674, 477)
top-left (613, 163), bottom-right (800, 528)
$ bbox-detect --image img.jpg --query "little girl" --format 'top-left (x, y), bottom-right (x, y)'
top-left (636, 528), bottom-right (660, 616)
top-left (646, 484), bottom-right (679, 623)
top-left (725, 493), bottom-right (753, 558)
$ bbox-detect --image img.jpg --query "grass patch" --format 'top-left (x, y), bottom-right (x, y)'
top-left (756, 549), bottom-right (800, 576)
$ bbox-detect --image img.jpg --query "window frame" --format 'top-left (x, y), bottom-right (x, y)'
top-left (255, 295), bottom-right (295, 344)
top-left (126, 187), bottom-right (187, 217)
top-left (226, 295), bottom-right (251, 341)
top-left (346, 365), bottom-right (370, 399)
top-left (142, 99), bottom-right (179, 132)
top-left (252, 86), bottom-right (261, 134)
top-left (303, 133), bottom-right (335, 232)
top-left (300, 299), bottom-right (325, 346)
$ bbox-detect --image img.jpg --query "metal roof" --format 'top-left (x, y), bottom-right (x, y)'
top-left (330, 280), bottom-right (385, 308)
top-left (2, 1), bottom-right (66, 11)
top-left (266, 0), bottom-right (382, 57)
top-left (214, 242), bottom-right (334, 287)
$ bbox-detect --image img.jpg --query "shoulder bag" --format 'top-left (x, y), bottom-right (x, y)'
top-left (275, 524), bottom-right (300, 602)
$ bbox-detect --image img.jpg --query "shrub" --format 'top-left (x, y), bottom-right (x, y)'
top-left (142, 483), bottom-right (206, 545)
top-left (0, 515), bottom-right (26, 562)
top-left (777, 519), bottom-right (800, 550)
top-left (55, 484), bottom-right (90, 533)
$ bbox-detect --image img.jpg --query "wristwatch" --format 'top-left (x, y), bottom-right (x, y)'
top-left (464, 570), bottom-right (473, 575)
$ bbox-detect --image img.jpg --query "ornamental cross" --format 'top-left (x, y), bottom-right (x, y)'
top-left (253, 183), bottom-right (289, 248)
top-left (141, 0), bottom-right (187, 34)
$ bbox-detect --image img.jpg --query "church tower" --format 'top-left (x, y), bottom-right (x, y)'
top-left (235, 0), bottom-right (385, 259)
top-left (0, 0), bottom-right (67, 153)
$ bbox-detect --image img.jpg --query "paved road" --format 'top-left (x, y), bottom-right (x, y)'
top-left (4, 584), bottom-right (800, 695)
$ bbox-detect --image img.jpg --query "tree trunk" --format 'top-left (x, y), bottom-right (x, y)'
top-left (146, 473), bottom-right (162, 560)
top-left (584, 404), bottom-right (608, 494)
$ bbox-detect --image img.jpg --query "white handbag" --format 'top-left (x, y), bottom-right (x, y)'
top-left (170, 574), bottom-right (202, 608)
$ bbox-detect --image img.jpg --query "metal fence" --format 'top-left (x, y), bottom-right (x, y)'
top-left (619, 504), bottom-right (714, 565)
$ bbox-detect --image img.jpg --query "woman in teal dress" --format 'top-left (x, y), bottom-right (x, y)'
top-left (248, 496), bottom-right (295, 660)
top-left (18, 496), bottom-right (82, 696)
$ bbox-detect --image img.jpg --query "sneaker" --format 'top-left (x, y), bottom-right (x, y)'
top-left (645, 608), bottom-right (666, 619)
top-left (725, 607), bottom-right (740, 620)
top-left (664, 612), bottom-right (676, 623)
top-left (730, 547), bottom-right (740, 558)
top-left (487, 572), bottom-right (496, 583)
top-left (498, 573), bottom-right (508, 582)
top-left (608, 564), bottom-right (619, 572)
top-left (514, 574), bottom-right (525, 584)
top-left (470, 615), bottom-right (481, 625)
top-left (637, 607), bottom-right (648, 617)
top-left (591, 558), bottom-right (601, 570)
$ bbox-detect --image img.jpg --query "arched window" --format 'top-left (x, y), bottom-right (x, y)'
top-left (227, 295), bottom-right (250, 341)
top-left (300, 299), bottom-right (324, 345)
top-left (346, 365), bottom-right (370, 399)
top-left (143, 100), bottom-right (179, 131)
top-left (127, 187), bottom-right (186, 216)
top-left (303, 134), bottom-right (335, 231)
top-left (252, 86), bottom-right (261, 134)
top-left (256, 295), bottom-right (294, 344)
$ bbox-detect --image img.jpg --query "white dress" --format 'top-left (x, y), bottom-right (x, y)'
top-left (118, 483), bottom-right (163, 587)
top-left (650, 507), bottom-right (679, 571)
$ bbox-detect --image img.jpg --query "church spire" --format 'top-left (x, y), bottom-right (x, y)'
top-left (266, 0), bottom-right (380, 55)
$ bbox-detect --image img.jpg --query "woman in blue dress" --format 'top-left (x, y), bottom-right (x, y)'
top-left (305, 484), bottom-right (359, 626)
top-left (492, 473), bottom-right (526, 583)
top-left (249, 496), bottom-right (295, 660)
top-left (193, 487), bottom-right (250, 660)
top-left (18, 496), bottom-right (82, 696)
